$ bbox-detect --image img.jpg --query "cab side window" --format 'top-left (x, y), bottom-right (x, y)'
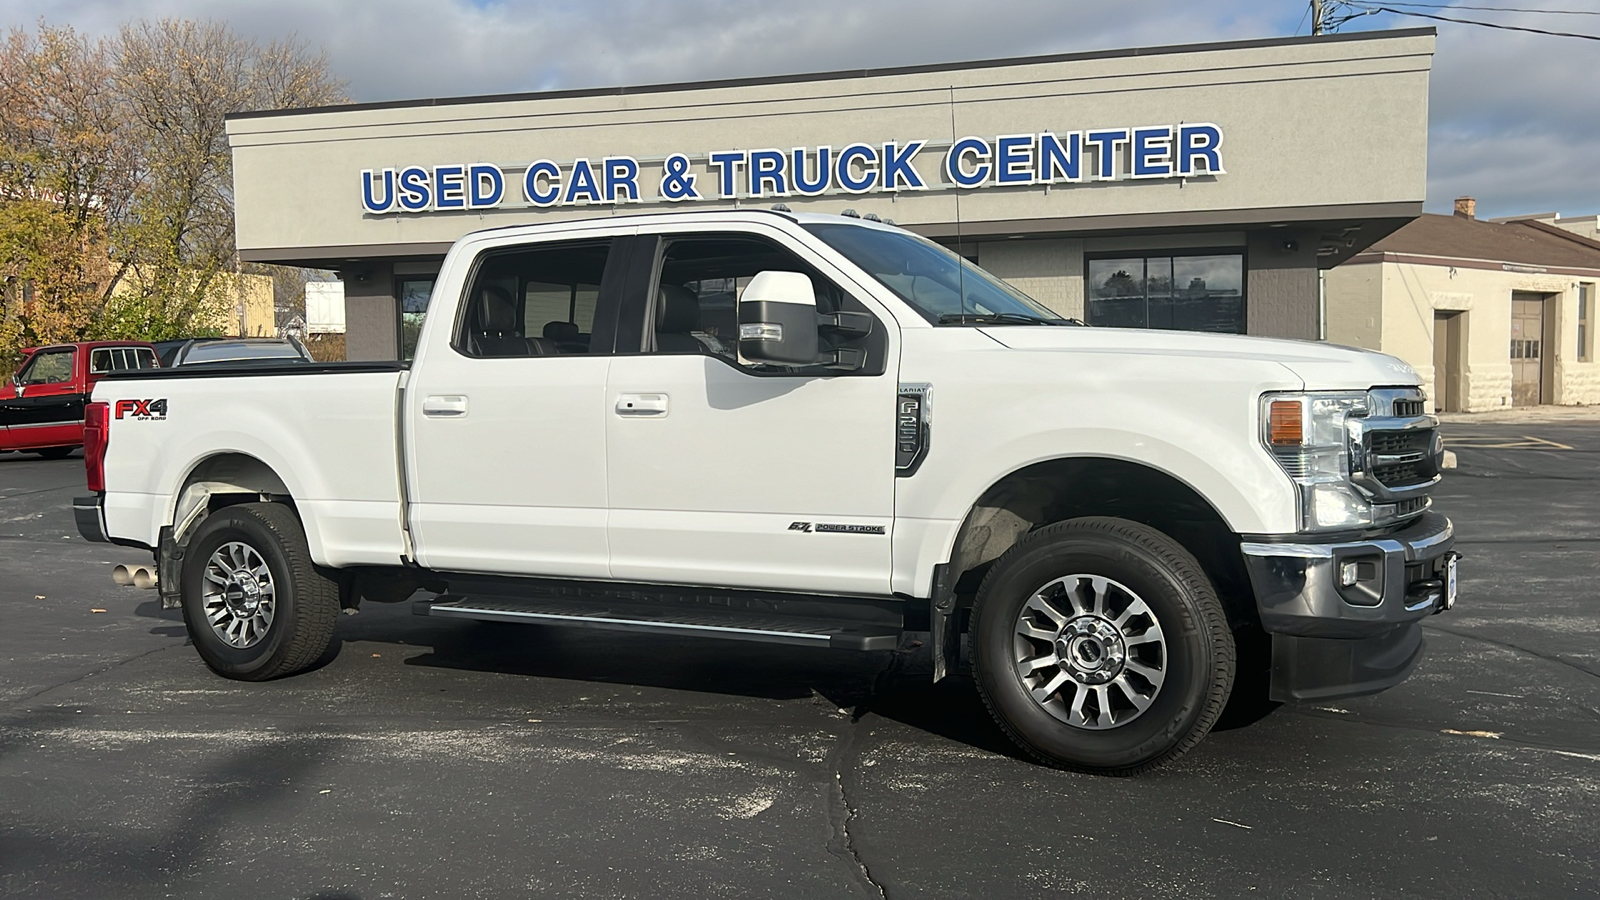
top-left (90, 347), bottom-right (157, 373)
top-left (18, 349), bottom-right (75, 385)
top-left (457, 239), bottom-right (611, 358)
top-left (649, 235), bottom-right (885, 375)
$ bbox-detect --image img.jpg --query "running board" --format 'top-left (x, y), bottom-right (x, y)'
top-left (415, 594), bottom-right (902, 651)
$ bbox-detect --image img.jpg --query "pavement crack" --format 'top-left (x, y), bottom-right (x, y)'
top-left (6, 644), bottom-right (177, 709)
top-left (825, 711), bottom-right (887, 900)
top-left (1424, 623), bottom-right (1600, 680)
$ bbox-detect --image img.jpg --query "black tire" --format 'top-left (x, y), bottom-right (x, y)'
top-left (180, 502), bottom-right (340, 681)
top-left (972, 517), bottom-right (1234, 775)
top-left (34, 446), bottom-right (75, 460)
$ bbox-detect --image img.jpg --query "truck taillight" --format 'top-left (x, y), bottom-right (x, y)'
top-left (84, 400), bottom-right (109, 492)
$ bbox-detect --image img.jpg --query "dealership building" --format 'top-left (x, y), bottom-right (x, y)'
top-left (226, 28), bottom-right (1435, 362)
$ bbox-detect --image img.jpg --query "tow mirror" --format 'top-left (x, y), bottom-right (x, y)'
top-left (737, 271), bottom-right (820, 366)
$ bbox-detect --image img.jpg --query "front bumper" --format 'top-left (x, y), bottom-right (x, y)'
top-left (1242, 512), bottom-right (1457, 702)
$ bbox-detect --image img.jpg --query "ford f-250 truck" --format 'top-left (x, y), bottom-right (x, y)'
top-left (75, 210), bottom-right (1458, 773)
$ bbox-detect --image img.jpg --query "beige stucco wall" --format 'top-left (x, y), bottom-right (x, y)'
top-left (227, 31), bottom-right (1432, 259)
top-left (975, 239), bottom-right (1084, 319)
top-left (1326, 258), bottom-right (1600, 409)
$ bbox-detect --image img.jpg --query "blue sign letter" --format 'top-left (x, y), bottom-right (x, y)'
top-left (944, 137), bottom-right (991, 188)
top-left (523, 160), bottom-right (561, 206)
top-left (749, 149), bottom-right (787, 196)
top-left (434, 164), bottom-right (466, 209)
top-left (397, 166), bottom-right (431, 211)
top-left (1131, 127), bottom-right (1173, 178)
top-left (1085, 128), bottom-right (1129, 180)
top-left (659, 153), bottom-right (700, 201)
top-left (995, 135), bottom-right (1033, 185)
top-left (835, 143), bottom-right (878, 194)
top-left (792, 146), bottom-right (831, 196)
top-left (1038, 132), bottom-right (1081, 182)
top-left (468, 164), bottom-right (504, 208)
top-left (881, 140), bottom-right (927, 190)
top-left (604, 156), bottom-right (641, 202)
top-left (361, 168), bottom-right (395, 213)
top-left (1177, 124), bottom-right (1225, 175)
top-left (709, 151), bottom-right (746, 198)
top-left (565, 158), bottom-right (603, 204)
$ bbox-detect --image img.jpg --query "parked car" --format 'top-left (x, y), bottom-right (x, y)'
top-left (159, 337), bottom-right (313, 368)
top-left (76, 210), bottom-right (1456, 773)
top-left (0, 341), bottom-right (159, 458)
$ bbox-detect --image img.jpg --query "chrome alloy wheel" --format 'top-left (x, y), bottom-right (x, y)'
top-left (1011, 574), bottom-right (1167, 730)
top-left (202, 541), bottom-right (277, 649)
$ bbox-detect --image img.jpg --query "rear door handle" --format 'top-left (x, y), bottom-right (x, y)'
top-left (422, 395), bottom-right (468, 417)
top-left (615, 393), bottom-right (668, 417)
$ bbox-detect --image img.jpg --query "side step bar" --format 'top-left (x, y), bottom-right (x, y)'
top-left (415, 593), bottom-right (902, 651)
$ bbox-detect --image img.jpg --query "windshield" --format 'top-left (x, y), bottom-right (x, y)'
top-left (802, 223), bottom-right (1069, 325)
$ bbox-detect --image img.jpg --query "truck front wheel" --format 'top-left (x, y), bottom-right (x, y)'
top-left (972, 517), bottom-right (1234, 774)
top-left (180, 502), bottom-right (340, 681)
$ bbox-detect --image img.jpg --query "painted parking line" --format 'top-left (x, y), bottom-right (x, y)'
top-left (1444, 435), bottom-right (1574, 451)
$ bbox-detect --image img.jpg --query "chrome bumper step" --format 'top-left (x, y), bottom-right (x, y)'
top-left (414, 594), bottom-right (901, 650)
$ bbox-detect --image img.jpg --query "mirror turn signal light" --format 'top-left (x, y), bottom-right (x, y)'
top-left (1268, 399), bottom-right (1304, 446)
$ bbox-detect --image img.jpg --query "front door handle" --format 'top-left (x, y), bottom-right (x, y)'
top-left (422, 395), bottom-right (468, 417)
top-left (615, 393), bottom-right (668, 417)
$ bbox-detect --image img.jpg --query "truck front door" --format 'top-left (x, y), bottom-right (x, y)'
top-left (604, 227), bottom-right (899, 596)
top-left (404, 234), bottom-right (626, 578)
top-left (0, 347), bottom-right (84, 450)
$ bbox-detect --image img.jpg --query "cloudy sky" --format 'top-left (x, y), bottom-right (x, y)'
top-left (6, 0), bottom-right (1597, 219)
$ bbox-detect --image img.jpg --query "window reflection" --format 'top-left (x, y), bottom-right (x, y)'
top-left (1087, 253), bottom-right (1245, 333)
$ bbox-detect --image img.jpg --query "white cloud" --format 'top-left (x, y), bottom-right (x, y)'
top-left (5, 0), bottom-right (1596, 217)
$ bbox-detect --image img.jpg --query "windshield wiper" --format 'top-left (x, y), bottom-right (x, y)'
top-left (936, 312), bottom-right (1080, 326)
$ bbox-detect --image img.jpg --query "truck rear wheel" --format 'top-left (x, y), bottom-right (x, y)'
top-left (180, 502), bottom-right (340, 681)
top-left (972, 517), bottom-right (1234, 775)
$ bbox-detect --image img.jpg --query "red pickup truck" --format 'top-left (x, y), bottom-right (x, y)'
top-left (0, 341), bottom-right (159, 458)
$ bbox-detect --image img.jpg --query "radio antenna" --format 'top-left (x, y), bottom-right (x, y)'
top-left (948, 86), bottom-right (967, 318)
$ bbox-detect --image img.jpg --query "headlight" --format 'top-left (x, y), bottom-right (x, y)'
top-left (1262, 391), bottom-right (1371, 532)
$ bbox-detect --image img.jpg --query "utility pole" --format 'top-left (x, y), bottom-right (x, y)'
top-left (1312, 0), bottom-right (1326, 35)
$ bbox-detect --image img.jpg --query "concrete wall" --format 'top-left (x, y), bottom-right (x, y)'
top-left (1326, 259), bottom-right (1600, 409)
top-left (976, 239), bottom-right (1084, 319)
top-left (341, 263), bottom-right (396, 362)
top-left (1246, 228), bottom-right (1320, 339)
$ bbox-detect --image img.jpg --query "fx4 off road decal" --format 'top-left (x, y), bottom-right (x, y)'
top-left (115, 399), bottom-right (168, 420)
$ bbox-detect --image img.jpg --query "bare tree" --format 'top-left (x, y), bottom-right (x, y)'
top-left (107, 19), bottom-right (346, 339)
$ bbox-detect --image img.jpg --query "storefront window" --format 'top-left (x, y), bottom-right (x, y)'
top-left (398, 277), bottom-right (435, 360)
top-left (1087, 253), bottom-right (1245, 333)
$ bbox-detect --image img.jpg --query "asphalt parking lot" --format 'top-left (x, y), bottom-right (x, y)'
top-left (2, 424), bottom-right (1597, 899)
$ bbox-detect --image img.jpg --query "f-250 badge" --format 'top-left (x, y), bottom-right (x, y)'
top-left (115, 399), bottom-right (168, 420)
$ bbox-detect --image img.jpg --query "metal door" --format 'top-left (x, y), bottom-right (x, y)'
top-left (1510, 295), bottom-right (1544, 406)
top-left (1432, 311), bottom-right (1463, 412)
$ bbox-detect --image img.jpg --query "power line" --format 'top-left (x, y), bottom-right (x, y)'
top-left (1352, 3), bottom-right (1600, 36)
top-left (1379, 1), bottom-right (1600, 14)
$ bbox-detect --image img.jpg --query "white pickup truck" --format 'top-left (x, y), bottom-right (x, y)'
top-left (76, 210), bottom-right (1457, 773)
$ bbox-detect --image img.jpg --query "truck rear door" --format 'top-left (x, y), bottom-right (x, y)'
top-left (603, 225), bottom-right (899, 596)
top-left (403, 231), bottom-right (629, 578)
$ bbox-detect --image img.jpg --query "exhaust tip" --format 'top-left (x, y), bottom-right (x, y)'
top-left (132, 566), bottom-right (158, 590)
top-left (112, 564), bottom-right (134, 586)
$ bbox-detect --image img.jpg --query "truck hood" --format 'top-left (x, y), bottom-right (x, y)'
top-left (978, 326), bottom-right (1422, 391)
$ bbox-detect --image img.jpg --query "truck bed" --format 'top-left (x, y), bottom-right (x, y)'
top-left (93, 362), bottom-right (409, 567)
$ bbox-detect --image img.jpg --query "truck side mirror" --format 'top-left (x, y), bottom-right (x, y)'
top-left (737, 271), bottom-right (820, 366)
